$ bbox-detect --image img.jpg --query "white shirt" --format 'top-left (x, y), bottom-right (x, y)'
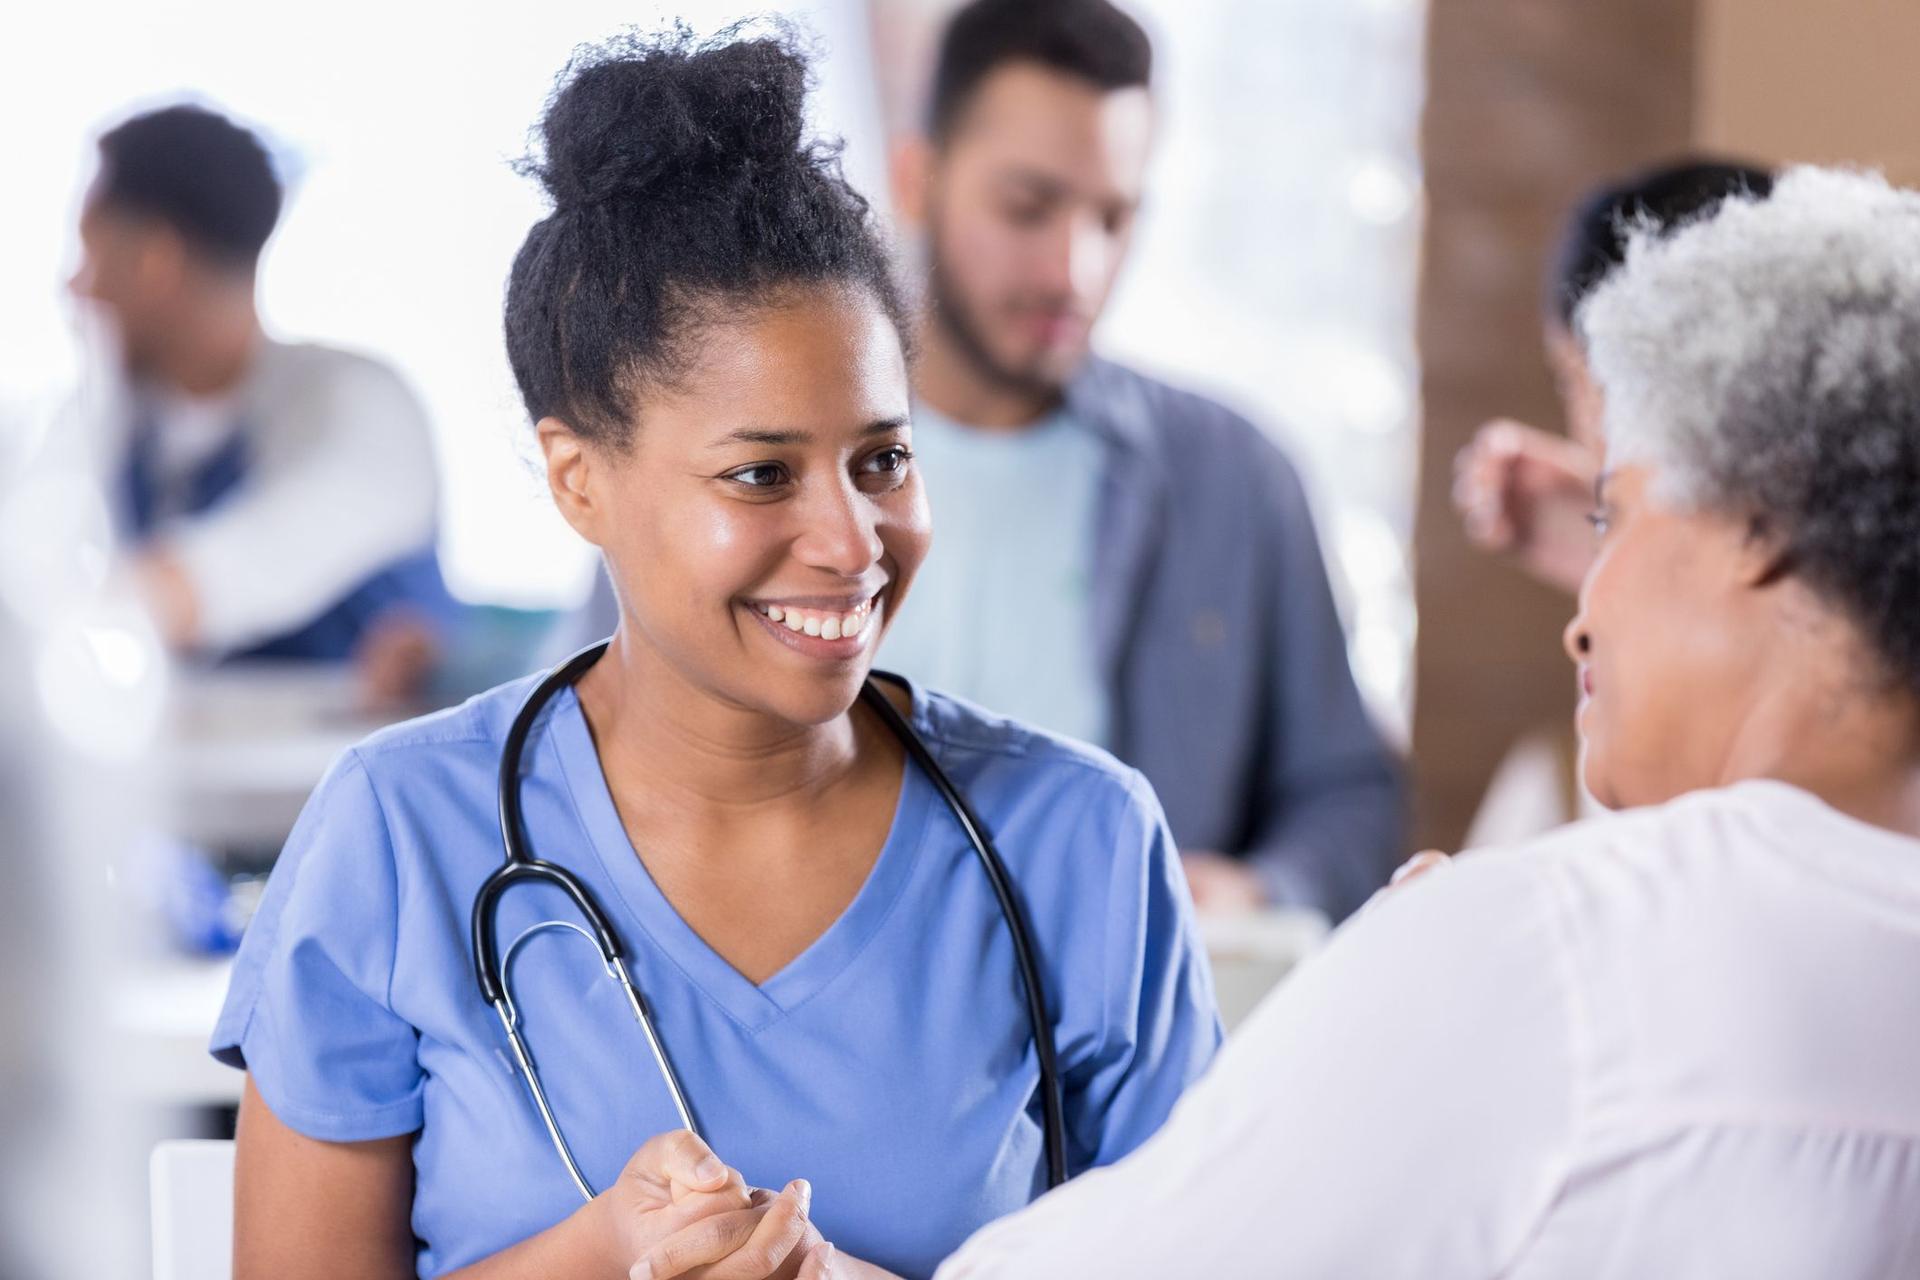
top-left (938, 780), bottom-right (1920, 1278)
top-left (876, 403), bottom-right (1110, 748)
top-left (99, 339), bottom-right (440, 653)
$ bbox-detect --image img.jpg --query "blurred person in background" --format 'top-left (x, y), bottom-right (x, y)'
top-left (883, 0), bottom-right (1401, 920)
top-left (67, 103), bottom-right (454, 705)
top-left (1451, 159), bottom-right (1774, 843)
top-left (1453, 158), bottom-right (1775, 595)
top-left (923, 164), bottom-right (1920, 1280)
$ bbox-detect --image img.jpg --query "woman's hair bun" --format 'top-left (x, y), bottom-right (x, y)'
top-left (504, 20), bottom-right (906, 448)
top-left (527, 23), bottom-right (811, 211)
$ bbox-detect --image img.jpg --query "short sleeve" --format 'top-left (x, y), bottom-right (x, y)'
top-left (1065, 769), bottom-right (1225, 1170)
top-left (210, 749), bottom-right (425, 1140)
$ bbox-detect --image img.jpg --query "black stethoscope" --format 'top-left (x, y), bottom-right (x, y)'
top-left (470, 640), bottom-right (1068, 1201)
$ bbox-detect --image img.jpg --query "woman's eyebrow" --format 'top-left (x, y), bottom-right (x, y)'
top-left (707, 417), bottom-right (910, 449)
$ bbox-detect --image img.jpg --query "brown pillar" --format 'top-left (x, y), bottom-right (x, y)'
top-left (1411, 1), bottom-right (1698, 849)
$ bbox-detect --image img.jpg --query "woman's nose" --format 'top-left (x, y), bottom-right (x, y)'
top-left (795, 480), bottom-right (882, 577)
top-left (1563, 613), bottom-right (1592, 664)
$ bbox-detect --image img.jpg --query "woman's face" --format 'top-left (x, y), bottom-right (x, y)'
top-left (551, 284), bottom-right (929, 727)
top-left (1563, 465), bottom-right (1775, 808)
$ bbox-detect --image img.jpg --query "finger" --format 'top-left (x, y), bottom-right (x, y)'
top-left (715, 1180), bottom-right (813, 1280)
top-left (1390, 850), bottom-right (1452, 887)
top-left (653, 1186), bottom-right (760, 1237)
top-left (635, 1206), bottom-right (769, 1279)
top-left (630, 1129), bottom-right (733, 1196)
top-left (795, 1241), bottom-right (836, 1280)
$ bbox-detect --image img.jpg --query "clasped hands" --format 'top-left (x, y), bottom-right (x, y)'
top-left (589, 1131), bottom-right (841, 1280)
top-left (588, 852), bottom-right (1461, 1280)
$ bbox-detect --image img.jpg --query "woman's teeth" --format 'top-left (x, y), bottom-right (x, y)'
top-left (759, 600), bottom-right (871, 640)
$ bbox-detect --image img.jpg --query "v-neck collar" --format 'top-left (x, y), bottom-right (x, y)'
top-left (549, 685), bottom-right (937, 1033)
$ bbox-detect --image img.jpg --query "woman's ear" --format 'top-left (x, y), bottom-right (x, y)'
top-left (537, 417), bottom-right (602, 545)
top-left (1739, 512), bottom-right (1797, 588)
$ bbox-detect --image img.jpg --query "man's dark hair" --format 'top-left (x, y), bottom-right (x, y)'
top-left (504, 24), bottom-right (908, 448)
top-left (928, 0), bottom-right (1151, 140)
top-left (93, 104), bottom-right (282, 267)
top-left (1548, 157), bottom-right (1774, 328)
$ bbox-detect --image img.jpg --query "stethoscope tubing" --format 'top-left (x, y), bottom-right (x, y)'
top-left (472, 642), bottom-right (1068, 1199)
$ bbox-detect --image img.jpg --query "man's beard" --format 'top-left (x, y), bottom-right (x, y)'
top-left (925, 227), bottom-right (1070, 402)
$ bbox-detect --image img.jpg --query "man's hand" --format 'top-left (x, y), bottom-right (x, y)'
top-left (353, 610), bottom-right (441, 710)
top-left (1181, 850), bottom-right (1268, 914)
top-left (1355, 849), bottom-right (1454, 918)
top-left (1452, 419), bottom-right (1600, 595)
top-left (131, 547), bottom-right (201, 649)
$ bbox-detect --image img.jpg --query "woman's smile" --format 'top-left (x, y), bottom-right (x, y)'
top-left (742, 588), bottom-right (886, 660)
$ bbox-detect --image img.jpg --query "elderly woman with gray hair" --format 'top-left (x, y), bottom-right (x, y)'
top-left (842, 166), bottom-right (1920, 1280)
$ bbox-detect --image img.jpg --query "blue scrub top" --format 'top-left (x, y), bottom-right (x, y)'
top-left (212, 673), bottom-right (1222, 1278)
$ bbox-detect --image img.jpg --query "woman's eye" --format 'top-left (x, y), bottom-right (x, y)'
top-left (1585, 508), bottom-right (1612, 538)
top-left (726, 462), bottom-right (790, 489)
top-left (862, 446), bottom-right (914, 478)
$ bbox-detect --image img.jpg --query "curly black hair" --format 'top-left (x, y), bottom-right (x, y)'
top-left (1547, 158), bottom-right (1773, 329)
top-left (504, 24), bottom-right (908, 447)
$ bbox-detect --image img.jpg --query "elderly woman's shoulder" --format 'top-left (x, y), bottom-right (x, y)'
top-left (1450, 779), bottom-right (1909, 926)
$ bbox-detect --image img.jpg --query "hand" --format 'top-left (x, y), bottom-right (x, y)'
top-left (633, 1182), bottom-right (827, 1280)
top-left (353, 611), bottom-right (441, 710)
top-left (1452, 419), bottom-right (1600, 594)
top-left (596, 1131), bottom-right (829, 1280)
top-left (130, 547), bottom-right (201, 648)
top-left (1390, 850), bottom-right (1451, 888)
top-left (1357, 849), bottom-right (1453, 917)
top-left (1180, 850), bottom-right (1268, 914)
top-left (585, 1131), bottom-right (751, 1274)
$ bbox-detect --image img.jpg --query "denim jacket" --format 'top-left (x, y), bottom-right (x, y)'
top-left (1065, 357), bottom-right (1404, 919)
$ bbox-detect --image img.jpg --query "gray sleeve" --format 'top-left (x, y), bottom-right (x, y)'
top-left (1242, 441), bottom-right (1406, 921)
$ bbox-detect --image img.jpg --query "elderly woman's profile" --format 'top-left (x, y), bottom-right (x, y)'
top-left (919, 165), bottom-right (1920, 1279)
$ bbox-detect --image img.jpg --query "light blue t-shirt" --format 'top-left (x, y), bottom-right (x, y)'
top-left (880, 404), bottom-right (1111, 748)
top-left (212, 674), bottom-right (1220, 1279)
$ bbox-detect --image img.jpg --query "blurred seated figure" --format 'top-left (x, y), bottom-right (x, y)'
top-left (1455, 159), bottom-right (1774, 846)
top-left (67, 104), bottom-right (453, 705)
top-left (1454, 158), bottom-right (1773, 595)
top-left (932, 166), bottom-right (1920, 1279)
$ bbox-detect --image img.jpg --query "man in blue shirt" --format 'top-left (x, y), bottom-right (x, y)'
top-left (882, 0), bottom-right (1403, 919)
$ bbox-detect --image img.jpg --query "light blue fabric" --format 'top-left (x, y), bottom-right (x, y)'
top-left (211, 674), bottom-right (1221, 1279)
top-left (878, 404), bottom-right (1111, 748)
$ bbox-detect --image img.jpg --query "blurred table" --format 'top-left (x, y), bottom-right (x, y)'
top-left (114, 664), bottom-right (401, 1108)
top-left (1199, 908), bottom-right (1330, 1032)
top-left (164, 663), bottom-right (395, 852)
top-left (114, 954), bottom-right (241, 1107)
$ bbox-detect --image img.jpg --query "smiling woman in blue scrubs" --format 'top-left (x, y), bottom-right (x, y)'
top-left (214, 26), bottom-right (1220, 1280)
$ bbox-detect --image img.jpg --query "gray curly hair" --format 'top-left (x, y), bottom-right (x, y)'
top-left (1580, 166), bottom-right (1920, 695)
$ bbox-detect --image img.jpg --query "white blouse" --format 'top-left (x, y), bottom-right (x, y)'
top-left (938, 780), bottom-right (1920, 1278)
